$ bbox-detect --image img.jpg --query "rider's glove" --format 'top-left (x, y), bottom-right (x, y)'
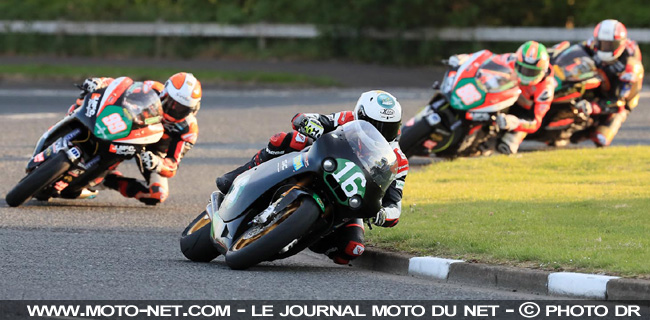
top-left (78, 78), bottom-right (103, 98)
top-left (575, 99), bottom-right (593, 116)
top-left (371, 207), bottom-right (399, 228)
top-left (140, 151), bottom-right (161, 172)
top-left (447, 54), bottom-right (469, 67)
top-left (292, 114), bottom-right (324, 139)
top-left (496, 114), bottom-right (521, 131)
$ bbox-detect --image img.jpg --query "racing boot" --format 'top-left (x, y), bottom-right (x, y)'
top-left (216, 159), bottom-right (257, 194)
top-left (569, 129), bottom-right (592, 145)
top-left (77, 188), bottom-right (98, 199)
top-left (59, 188), bottom-right (98, 199)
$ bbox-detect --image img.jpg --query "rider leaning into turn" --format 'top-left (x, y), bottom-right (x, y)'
top-left (552, 19), bottom-right (644, 147)
top-left (494, 41), bottom-right (557, 154)
top-left (70, 73), bottom-right (202, 205)
top-left (215, 90), bottom-right (409, 265)
top-left (448, 41), bottom-right (557, 154)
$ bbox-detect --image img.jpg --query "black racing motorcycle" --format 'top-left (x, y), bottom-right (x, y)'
top-left (180, 120), bottom-right (398, 270)
top-left (6, 79), bottom-right (165, 207)
top-left (525, 44), bottom-right (603, 146)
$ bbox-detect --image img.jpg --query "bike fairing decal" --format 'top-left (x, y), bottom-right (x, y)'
top-left (449, 78), bottom-right (486, 111)
top-left (323, 159), bottom-right (367, 205)
top-left (220, 174), bottom-right (251, 211)
top-left (312, 193), bottom-right (326, 212)
top-left (94, 105), bottom-right (133, 140)
top-left (277, 159), bottom-right (289, 172)
top-left (293, 155), bottom-right (304, 171)
top-left (85, 93), bottom-right (101, 117)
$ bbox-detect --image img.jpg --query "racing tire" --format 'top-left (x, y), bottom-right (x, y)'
top-left (225, 197), bottom-right (320, 270)
top-left (6, 152), bottom-right (71, 207)
top-left (398, 120), bottom-right (433, 158)
top-left (180, 211), bottom-right (221, 262)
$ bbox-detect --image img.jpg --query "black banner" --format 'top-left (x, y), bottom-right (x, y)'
top-left (1, 300), bottom-right (648, 320)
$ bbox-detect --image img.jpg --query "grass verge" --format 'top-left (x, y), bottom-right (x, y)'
top-left (0, 64), bottom-right (340, 87)
top-left (368, 146), bottom-right (650, 278)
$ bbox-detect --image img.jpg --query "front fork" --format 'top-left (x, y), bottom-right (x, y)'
top-left (27, 128), bottom-right (102, 194)
top-left (26, 128), bottom-right (83, 172)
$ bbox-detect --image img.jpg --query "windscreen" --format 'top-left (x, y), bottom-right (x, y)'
top-left (122, 83), bottom-right (163, 130)
top-left (341, 120), bottom-right (398, 192)
top-left (553, 45), bottom-right (598, 81)
top-left (476, 59), bottom-right (518, 93)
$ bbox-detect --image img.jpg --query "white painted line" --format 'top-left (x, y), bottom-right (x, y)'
top-left (548, 272), bottom-right (619, 299)
top-left (408, 257), bottom-right (464, 280)
top-left (4, 112), bottom-right (60, 120)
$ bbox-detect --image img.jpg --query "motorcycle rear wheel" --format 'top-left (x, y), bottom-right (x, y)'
top-left (225, 197), bottom-right (320, 270)
top-left (6, 152), bottom-right (71, 207)
top-left (180, 211), bottom-right (221, 262)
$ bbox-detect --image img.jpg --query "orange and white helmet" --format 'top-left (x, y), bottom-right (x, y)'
top-left (161, 72), bottom-right (202, 122)
top-left (593, 19), bottom-right (628, 63)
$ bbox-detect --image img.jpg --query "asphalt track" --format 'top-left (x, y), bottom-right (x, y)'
top-left (1, 87), bottom-right (648, 300)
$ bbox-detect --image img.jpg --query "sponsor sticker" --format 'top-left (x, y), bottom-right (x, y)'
top-left (377, 93), bottom-right (395, 108)
top-left (54, 181), bottom-right (69, 191)
top-left (66, 146), bottom-right (82, 160)
top-left (294, 133), bottom-right (306, 143)
top-left (33, 152), bottom-right (45, 163)
top-left (85, 93), bottom-right (101, 117)
top-left (293, 155), bottom-right (304, 171)
top-left (109, 144), bottom-right (137, 156)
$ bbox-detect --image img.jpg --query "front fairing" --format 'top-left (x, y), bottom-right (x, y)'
top-left (217, 122), bottom-right (394, 224)
top-left (552, 44), bottom-right (602, 102)
top-left (217, 151), bottom-right (319, 223)
top-left (75, 89), bottom-right (164, 145)
top-left (447, 53), bottom-right (521, 113)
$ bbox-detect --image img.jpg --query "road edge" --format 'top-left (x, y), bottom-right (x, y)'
top-left (354, 249), bottom-right (650, 300)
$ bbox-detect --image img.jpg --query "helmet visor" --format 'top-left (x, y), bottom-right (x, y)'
top-left (515, 61), bottom-right (544, 84)
top-left (356, 112), bottom-right (401, 142)
top-left (596, 39), bottom-right (624, 53)
top-left (163, 97), bottom-right (192, 121)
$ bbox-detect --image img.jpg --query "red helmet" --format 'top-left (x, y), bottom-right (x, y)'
top-left (593, 19), bottom-right (628, 63)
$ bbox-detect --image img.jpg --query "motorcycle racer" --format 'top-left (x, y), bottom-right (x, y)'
top-left (70, 73), bottom-right (202, 205)
top-left (216, 90), bottom-right (409, 265)
top-left (564, 19), bottom-right (644, 146)
top-left (494, 41), bottom-right (557, 154)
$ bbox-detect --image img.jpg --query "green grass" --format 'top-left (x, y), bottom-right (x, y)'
top-left (368, 146), bottom-right (650, 277)
top-left (0, 64), bottom-right (340, 87)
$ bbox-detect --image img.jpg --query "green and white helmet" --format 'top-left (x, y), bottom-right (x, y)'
top-left (514, 41), bottom-right (550, 86)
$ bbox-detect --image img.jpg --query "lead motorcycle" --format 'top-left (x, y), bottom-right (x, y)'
top-left (6, 78), bottom-right (165, 207)
top-left (180, 120), bottom-right (397, 270)
top-left (399, 50), bottom-right (521, 158)
top-left (525, 44), bottom-right (603, 145)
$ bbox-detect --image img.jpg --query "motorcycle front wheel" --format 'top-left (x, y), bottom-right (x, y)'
top-left (6, 152), bottom-right (71, 207)
top-left (225, 197), bottom-right (320, 270)
top-left (180, 210), bottom-right (221, 262)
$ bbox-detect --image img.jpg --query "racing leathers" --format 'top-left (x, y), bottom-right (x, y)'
top-left (495, 53), bottom-right (557, 154)
top-left (216, 111), bottom-right (409, 264)
top-left (555, 39), bottom-right (644, 146)
top-left (69, 77), bottom-right (199, 205)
